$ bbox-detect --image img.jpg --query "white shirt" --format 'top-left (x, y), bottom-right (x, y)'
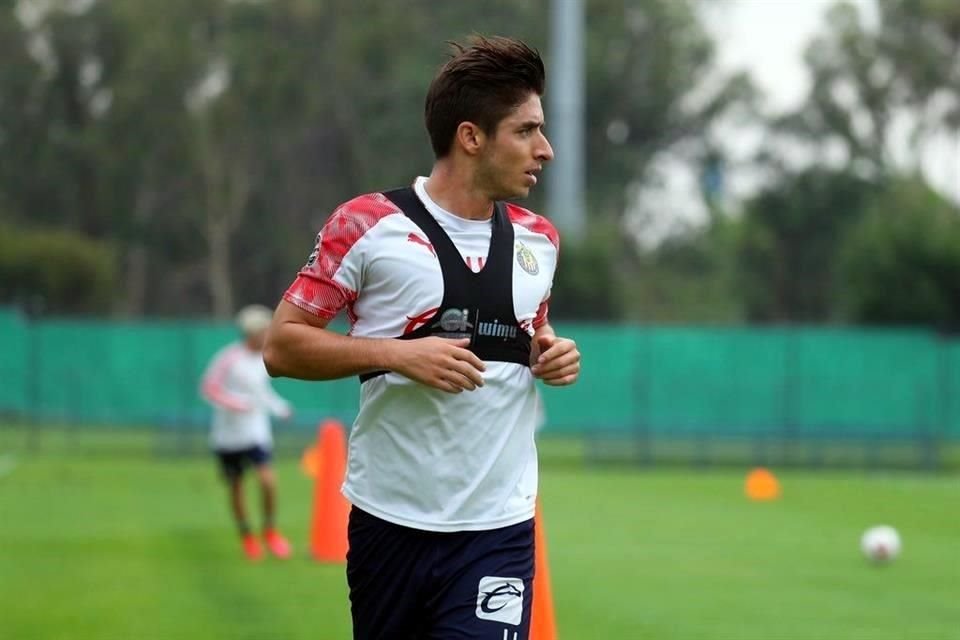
top-left (284, 177), bottom-right (559, 531)
top-left (200, 342), bottom-right (291, 451)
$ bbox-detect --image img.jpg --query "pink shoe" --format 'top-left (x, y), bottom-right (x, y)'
top-left (263, 529), bottom-right (292, 559)
top-left (242, 534), bottom-right (264, 561)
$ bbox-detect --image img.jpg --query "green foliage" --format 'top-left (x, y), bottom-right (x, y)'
top-left (0, 224), bottom-right (116, 314)
top-left (877, 0), bottom-right (960, 128)
top-left (733, 0), bottom-right (960, 329)
top-left (623, 218), bottom-right (742, 324)
top-left (772, 0), bottom-right (960, 175)
top-left (0, 0), bottom-right (955, 325)
top-left (839, 178), bottom-right (960, 329)
top-left (548, 223), bottom-right (626, 320)
top-left (0, 0), bottom-right (747, 318)
top-left (734, 168), bottom-right (876, 323)
top-left (583, 0), bottom-right (753, 215)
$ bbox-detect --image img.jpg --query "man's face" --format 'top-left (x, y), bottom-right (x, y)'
top-left (476, 93), bottom-right (554, 201)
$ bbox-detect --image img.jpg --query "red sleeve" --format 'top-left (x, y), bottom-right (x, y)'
top-left (504, 203), bottom-right (560, 250)
top-left (532, 299), bottom-right (550, 329)
top-left (283, 193), bottom-right (401, 318)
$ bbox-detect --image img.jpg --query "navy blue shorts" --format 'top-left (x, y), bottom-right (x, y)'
top-left (214, 445), bottom-right (271, 480)
top-left (347, 507), bottom-right (535, 640)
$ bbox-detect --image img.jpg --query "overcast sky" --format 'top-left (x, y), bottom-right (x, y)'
top-left (707, 0), bottom-right (876, 112)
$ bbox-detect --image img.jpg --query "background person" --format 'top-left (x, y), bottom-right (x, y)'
top-left (201, 304), bottom-right (294, 561)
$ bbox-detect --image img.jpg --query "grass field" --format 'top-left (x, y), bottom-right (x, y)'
top-left (1, 427), bottom-right (958, 639)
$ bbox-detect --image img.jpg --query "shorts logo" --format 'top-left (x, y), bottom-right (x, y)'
top-left (476, 576), bottom-right (524, 626)
top-left (515, 242), bottom-right (539, 275)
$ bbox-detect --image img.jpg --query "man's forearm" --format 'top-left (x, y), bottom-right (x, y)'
top-left (263, 323), bottom-right (395, 381)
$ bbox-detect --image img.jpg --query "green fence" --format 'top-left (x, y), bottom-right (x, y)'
top-left (2, 309), bottom-right (959, 456)
top-left (540, 325), bottom-right (955, 434)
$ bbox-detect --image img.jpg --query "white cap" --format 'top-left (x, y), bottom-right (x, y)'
top-left (235, 304), bottom-right (273, 336)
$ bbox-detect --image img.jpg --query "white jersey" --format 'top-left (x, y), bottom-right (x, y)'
top-left (284, 177), bottom-right (559, 532)
top-left (200, 342), bottom-right (291, 451)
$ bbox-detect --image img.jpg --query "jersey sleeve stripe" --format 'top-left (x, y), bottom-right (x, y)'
top-left (284, 193), bottom-right (400, 319)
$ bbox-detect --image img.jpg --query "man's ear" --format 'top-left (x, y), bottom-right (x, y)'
top-left (454, 122), bottom-right (485, 156)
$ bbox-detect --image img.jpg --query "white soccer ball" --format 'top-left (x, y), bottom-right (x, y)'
top-left (860, 525), bottom-right (901, 564)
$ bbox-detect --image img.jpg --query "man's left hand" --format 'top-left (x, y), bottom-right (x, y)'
top-left (531, 335), bottom-right (580, 386)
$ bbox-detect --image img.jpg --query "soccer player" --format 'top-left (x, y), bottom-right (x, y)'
top-left (201, 304), bottom-right (294, 561)
top-left (264, 36), bottom-right (580, 639)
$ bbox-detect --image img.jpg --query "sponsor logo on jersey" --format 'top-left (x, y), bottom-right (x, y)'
top-left (407, 232), bottom-right (436, 257)
top-left (305, 232), bottom-right (322, 268)
top-left (476, 576), bottom-right (524, 625)
top-left (477, 319), bottom-right (517, 339)
top-left (515, 242), bottom-right (538, 275)
top-left (432, 308), bottom-right (473, 335)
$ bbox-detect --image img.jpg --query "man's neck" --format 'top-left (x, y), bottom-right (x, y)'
top-left (424, 163), bottom-right (494, 221)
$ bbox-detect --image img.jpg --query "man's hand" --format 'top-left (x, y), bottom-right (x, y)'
top-left (387, 337), bottom-right (486, 394)
top-left (531, 334), bottom-right (580, 386)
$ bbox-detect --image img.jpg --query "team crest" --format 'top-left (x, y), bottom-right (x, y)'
top-left (305, 232), bottom-right (322, 268)
top-left (515, 242), bottom-right (539, 275)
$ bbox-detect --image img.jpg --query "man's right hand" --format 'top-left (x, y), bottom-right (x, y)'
top-left (386, 337), bottom-right (486, 393)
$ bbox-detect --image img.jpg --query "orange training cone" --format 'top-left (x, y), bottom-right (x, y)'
top-left (530, 500), bottom-right (558, 640)
top-left (309, 419), bottom-right (350, 562)
top-left (745, 467), bottom-right (781, 501)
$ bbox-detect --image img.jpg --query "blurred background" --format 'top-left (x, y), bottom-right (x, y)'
top-left (1, 0), bottom-right (958, 638)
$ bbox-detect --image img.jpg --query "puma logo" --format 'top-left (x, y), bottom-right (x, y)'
top-left (407, 233), bottom-right (436, 257)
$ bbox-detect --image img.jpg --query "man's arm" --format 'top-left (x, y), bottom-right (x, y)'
top-left (262, 300), bottom-right (486, 393)
top-left (200, 348), bottom-right (252, 412)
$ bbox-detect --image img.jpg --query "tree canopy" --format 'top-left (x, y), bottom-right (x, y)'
top-left (1, 0), bottom-right (957, 328)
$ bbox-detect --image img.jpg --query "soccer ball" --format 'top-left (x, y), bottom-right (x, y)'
top-left (860, 525), bottom-right (901, 564)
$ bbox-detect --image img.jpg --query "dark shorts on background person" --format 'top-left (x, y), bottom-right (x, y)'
top-left (214, 445), bottom-right (272, 480)
top-left (347, 506), bottom-right (535, 640)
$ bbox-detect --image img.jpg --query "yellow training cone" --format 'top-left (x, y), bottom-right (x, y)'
top-left (745, 467), bottom-right (781, 501)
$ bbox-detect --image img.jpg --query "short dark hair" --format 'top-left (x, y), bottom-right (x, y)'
top-left (424, 36), bottom-right (546, 158)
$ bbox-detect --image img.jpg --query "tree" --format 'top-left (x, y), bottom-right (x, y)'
top-left (0, 223), bottom-right (116, 315)
top-left (733, 168), bottom-right (876, 323)
top-left (582, 0), bottom-right (755, 218)
top-left (725, 0), bottom-right (960, 326)
top-left (0, 0), bottom-right (754, 320)
top-left (770, 0), bottom-right (960, 181)
top-left (839, 177), bottom-right (960, 330)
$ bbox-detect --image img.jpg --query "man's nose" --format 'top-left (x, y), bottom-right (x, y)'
top-left (537, 133), bottom-right (554, 162)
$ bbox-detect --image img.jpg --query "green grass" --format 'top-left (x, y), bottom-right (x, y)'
top-left (1, 428), bottom-right (958, 639)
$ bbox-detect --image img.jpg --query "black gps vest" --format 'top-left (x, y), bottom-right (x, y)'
top-left (359, 187), bottom-right (531, 383)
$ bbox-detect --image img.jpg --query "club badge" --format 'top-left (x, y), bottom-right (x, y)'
top-left (515, 241), bottom-right (539, 275)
